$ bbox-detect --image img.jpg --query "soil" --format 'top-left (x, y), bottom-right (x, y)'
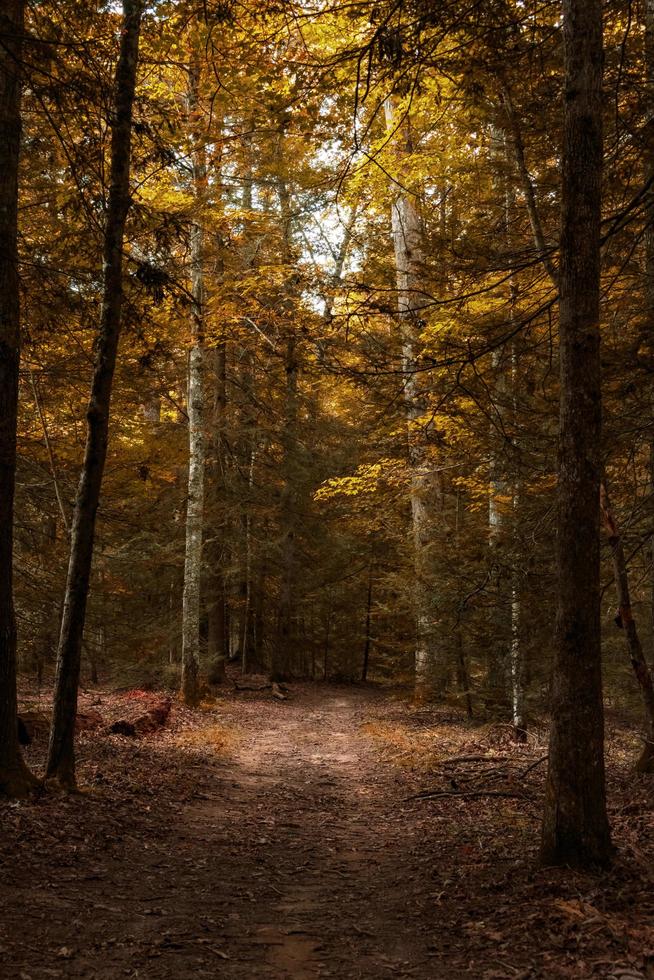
top-left (2, 681), bottom-right (654, 979)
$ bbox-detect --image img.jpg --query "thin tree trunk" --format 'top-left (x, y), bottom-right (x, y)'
top-left (181, 58), bottom-right (206, 707)
top-left (241, 448), bottom-right (257, 673)
top-left (510, 491), bottom-right (526, 741)
top-left (600, 481), bottom-right (654, 771)
top-left (206, 341), bottom-right (228, 685)
top-left (274, 333), bottom-right (298, 681)
top-left (362, 561), bottom-right (373, 682)
top-left (323, 204), bottom-right (358, 322)
top-left (455, 628), bottom-right (474, 720)
top-left (499, 82), bottom-right (558, 288)
top-left (384, 97), bottom-right (441, 702)
top-left (272, 142), bottom-right (298, 682)
top-left (46, 0), bottom-right (143, 787)
top-left (29, 369), bottom-right (69, 536)
top-left (540, 0), bottom-right (612, 868)
top-left (0, 0), bottom-right (37, 798)
top-left (169, 571), bottom-right (178, 665)
top-left (323, 597), bottom-right (332, 682)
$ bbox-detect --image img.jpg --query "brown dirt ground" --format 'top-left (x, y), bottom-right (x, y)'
top-left (2, 681), bottom-right (654, 979)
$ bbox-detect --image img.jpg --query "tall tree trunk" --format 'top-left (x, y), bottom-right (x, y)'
top-left (272, 141), bottom-right (299, 682)
top-left (384, 98), bottom-right (441, 702)
top-left (181, 59), bottom-right (206, 707)
top-left (540, 0), bottom-right (612, 867)
top-left (46, 0), bottom-right (143, 787)
top-left (487, 124), bottom-right (526, 738)
top-left (0, 0), bottom-right (37, 798)
top-left (643, 0), bottom-right (654, 749)
top-left (206, 341), bottom-right (228, 685)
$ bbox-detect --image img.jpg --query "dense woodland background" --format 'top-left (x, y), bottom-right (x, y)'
top-left (2, 0), bottom-right (654, 868)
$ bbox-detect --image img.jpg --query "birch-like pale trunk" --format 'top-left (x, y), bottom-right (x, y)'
top-left (0, 0), bottom-right (37, 798)
top-left (385, 98), bottom-right (440, 701)
top-left (46, 0), bottom-right (143, 787)
top-left (181, 61), bottom-right (206, 707)
top-left (487, 124), bottom-right (526, 738)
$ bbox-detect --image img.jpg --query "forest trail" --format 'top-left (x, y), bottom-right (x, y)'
top-left (3, 683), bottom-right (654, 979)
top-left (183, 688), bottom-right (432, 979)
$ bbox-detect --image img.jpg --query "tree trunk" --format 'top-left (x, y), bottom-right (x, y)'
top-left (181, 59), bottom-right (206, 707)
top-left (323, 598), bottom-right (332, 682)
top-left (643, 0), bottom-right (654, 756)
top-left (273, 333), bottom-right (298, 681)
top-left (600, 481), bottom-right (654, 771)
top-left (384, 98), bottom-right (441, 702)
top-left (46, 0), bottom-right (143, 787)
top-left (272, 143), bottom-right (298, 682)
top-left (540, 0), bottom-right (612, 867)
top-left (206, 341), bottom-right (228, 685)
top-left (361, 561), bottom-right (373, 682)
top-left (0, 0), bottom-right (37, 798)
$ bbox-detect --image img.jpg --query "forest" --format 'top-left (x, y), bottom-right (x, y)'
top-left (2, 0), bottom-right (654, 977)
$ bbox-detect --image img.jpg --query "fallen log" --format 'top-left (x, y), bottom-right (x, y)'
top-left (108, 698), bottom-right (172, 738)
top-left (233, 674), bottom-right (272, 692)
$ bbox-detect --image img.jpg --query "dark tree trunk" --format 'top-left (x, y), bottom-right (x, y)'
top-left (644, 2), bottom-right (654, 757)
top-left (46, 0), bottom-right (143, 787)
top-left (540, 0), bottom-right (612, 867)
top-left (0, 0), bottom-right (37, 798)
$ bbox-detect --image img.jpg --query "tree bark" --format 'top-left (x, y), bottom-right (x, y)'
top-left (181, 58), bottom-right (206, 707)
top-left (0, 0), bottom-right (37, 798)
top-left (643, 0), bottom-right (654, 752)
top-left (46, 0), bottom-right (143, 787)
top-left (540, 0), bottom-right (612, 867)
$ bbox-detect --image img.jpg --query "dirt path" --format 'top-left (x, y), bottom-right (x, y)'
top-left (3, 684), bottom-right (654, 979)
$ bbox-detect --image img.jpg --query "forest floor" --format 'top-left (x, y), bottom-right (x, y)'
top-left (2, 680), bottom-right (654, 979)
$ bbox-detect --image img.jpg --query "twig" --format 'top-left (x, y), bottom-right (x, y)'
top-left (405, 789), bottom-right (528, 803)
top-left (29, 367), bottom-right (70, 535)
top-left (440, 754), bottom-right (510, 765)
top-left (521, 755), bottom-right (548, 778)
